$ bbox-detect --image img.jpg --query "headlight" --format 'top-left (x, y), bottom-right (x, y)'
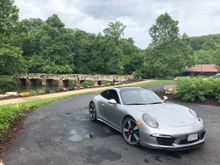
top-left (188, 109), bottom-right (200, 121)
top-left (142, 113), bottom-right (159, 128)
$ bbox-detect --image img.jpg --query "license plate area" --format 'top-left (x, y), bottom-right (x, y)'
top-left (187, 133), bottom-right (198, 142)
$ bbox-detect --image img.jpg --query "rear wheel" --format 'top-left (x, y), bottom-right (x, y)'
top-left (89, 102), bottom-right (97, 121)
top-left (122, 117), bottom-right (140, 146)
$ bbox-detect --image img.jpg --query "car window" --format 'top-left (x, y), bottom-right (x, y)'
top-left (120, 88), bottom-right (163, 105)
top-left (109, 90), bottom-right (120, 104)
top-left (101, 90), bottom-right (109, 99)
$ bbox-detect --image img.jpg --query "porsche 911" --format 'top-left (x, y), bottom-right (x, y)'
top-left (88, 87), bottom-right (206, 150)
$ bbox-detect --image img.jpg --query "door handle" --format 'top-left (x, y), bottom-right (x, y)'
top-left (101, 103), bottom-right (105, 106)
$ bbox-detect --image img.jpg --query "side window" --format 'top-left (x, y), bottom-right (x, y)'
top-left (101, 90), bottom-right (109, 99)
top-left (109, 90), bottom-right (120, 104)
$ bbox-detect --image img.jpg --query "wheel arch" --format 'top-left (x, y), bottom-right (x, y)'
top-left (121, 115), bottom-right (134, 130)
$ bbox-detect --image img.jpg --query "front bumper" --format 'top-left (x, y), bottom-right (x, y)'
top-left (140, 129), bottom-right (206, 151)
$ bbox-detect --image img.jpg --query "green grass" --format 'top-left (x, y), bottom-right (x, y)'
top-left (131, 79), bottom-right (175, 87)
top-left (81, 81), bottom-right (95, 87)
top-left (0, 79), bottom-right (174, 142)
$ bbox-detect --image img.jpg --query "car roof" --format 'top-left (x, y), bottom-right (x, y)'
top-left (112, 86), bottom-right (144, 92)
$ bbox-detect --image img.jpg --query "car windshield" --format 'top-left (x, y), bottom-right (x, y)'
top-left (120, 88), bottom-right (163, 105)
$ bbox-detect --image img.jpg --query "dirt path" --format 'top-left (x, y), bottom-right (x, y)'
top-left (0, 80), bottom-right (154, 105)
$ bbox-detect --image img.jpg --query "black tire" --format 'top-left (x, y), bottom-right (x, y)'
top-left (89, 102), bottom-right (97, 121)
top-left (122, 117), bottom-right (140, 146)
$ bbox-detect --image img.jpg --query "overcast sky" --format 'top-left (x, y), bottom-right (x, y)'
top-left (15, 0), bottom-right (220, 49)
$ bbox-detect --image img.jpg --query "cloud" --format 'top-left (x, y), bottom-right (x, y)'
top-left (15, 0), bottom-right (220, 49)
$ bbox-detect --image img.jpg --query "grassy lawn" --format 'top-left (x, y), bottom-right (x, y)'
top-left (0, 79), bottom-right (174, 141)
top-left (132, 79), bottom-right (175, 87)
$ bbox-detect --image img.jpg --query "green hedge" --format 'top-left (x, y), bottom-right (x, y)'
top-left (177, 78), bottom-right (220, 102)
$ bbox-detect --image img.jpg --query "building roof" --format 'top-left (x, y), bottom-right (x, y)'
top-left (185, 64), bottom-right (219, 73)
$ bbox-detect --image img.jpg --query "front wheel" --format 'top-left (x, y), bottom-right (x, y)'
top-left (122, 117), bottom-right (140, 146)
top-left (89, 102), bottom-right (97, 121)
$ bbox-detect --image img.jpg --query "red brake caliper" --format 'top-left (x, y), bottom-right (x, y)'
top-left (128, 126), bottom-right (132, 135)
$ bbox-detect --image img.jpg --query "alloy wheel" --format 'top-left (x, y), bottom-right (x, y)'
top-left (89, 102), bottom-right (96, 121)
top-left (122, 117), bottom-right (140, 145)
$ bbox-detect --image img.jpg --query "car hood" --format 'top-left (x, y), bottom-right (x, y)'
top-left (126, 103), bottom-right (197, 127)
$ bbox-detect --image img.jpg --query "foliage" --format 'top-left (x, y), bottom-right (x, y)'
top-left (177, 78), bottom-right (220, 102)
top-left (0, 0), bottom-right (28, 75)
top-left (103, 21), bottom-right (126, 41)
top-left (214, 48), bottom-right (220, 67)
top-left (1, 0), bottom-right (220, 79)
top-left (189, 34), bottom-right (220, 67)
top-left (81, 81), bottom-right (94, 87)
top-left (149, 13), bottom-right (179, 47)
top-left (19, 92), bottom-right (31, 97)
top-left (145, 13), bottom-right (193, 78)
top-left (101, 80), bottom-right (111, 85)
top-left (0, 104), bottom-right (26, 140)
top-left (0, 45), bottom-right (28, 75)
top-left (0, 75), bottom-right (18, 93)
top-left (0, 0), bottom-right (19, 34)
top-left (193, 50), bottom-right (215, 64)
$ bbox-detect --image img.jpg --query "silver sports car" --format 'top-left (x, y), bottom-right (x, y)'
top-left (88, 87), bottom-right (206, 150)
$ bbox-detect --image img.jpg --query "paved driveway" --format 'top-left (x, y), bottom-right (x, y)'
top-left (3, 93), bottom-right (220, 165)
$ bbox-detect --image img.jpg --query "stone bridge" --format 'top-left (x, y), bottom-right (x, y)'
top-left (19, 73), bottom-right (134, 87)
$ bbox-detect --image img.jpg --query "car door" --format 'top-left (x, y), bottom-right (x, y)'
top-left (103, 90), bottom-right (123, 129)
top-left (98, 90), bottom-right (110, 121)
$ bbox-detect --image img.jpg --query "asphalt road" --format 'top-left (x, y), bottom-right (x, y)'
top-left (3, 90), bottom-right (220, 165)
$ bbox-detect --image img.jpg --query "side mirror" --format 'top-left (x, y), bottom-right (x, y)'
top-left (163, 96), bottom-right (168, 102)
top-left (108, 99), bottom-right (117, 105)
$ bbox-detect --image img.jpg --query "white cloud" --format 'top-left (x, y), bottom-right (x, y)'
top-left (15, 0), bottom-right (220, 49)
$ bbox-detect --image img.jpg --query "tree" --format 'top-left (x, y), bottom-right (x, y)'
top-left (214, 49), bottom-right (220, 67)
top-left (0, 0), bottom-right (19, 35)
top-left (103, 21), bottom-right (126, 41)
top-left (145, 13), bottom-right (193, 78)
top-left (0, 0), bottom-right (27, 75)
top-left (24, 15), bottom-right (75, 74)
top-left (194, 50), bottom-right (215, 64)
top-left (46, 14), bottom-right (64, 28)
top-left (0, 45), bottom-right (27, 75)
top-left (149, 13), bottom-right (179, 47)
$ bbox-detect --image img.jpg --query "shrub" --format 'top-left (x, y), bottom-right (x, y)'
top-left (0, 76), bottom-right (18, 93)
top-left (81, 81), bottom-right (94, 88)
top-left (19, 92), bottom-right (31, 97)
top-left (177, 78), bottom-right (220, 102)
top-left (101, 80), bottom-right (111, 86)
top-left (0, 104), bottom-right (27, 141)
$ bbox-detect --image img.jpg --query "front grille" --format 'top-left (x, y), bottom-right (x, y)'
top-left (156, 137), bottom-right (175, 146)
top-left (179, 138), bottom-right (198, 144)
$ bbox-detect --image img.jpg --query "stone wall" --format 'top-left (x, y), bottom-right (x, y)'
top-left (19, 73), bottom-right (134, 87)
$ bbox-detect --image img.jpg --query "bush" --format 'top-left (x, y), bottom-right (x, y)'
top-left (31, 89), bottom-right (46, 95)
top-left (81, 81), bottom-right (94, 88)
top-left (0, 75), bottom-right (18, 93)
top-left (177, 78), bottom-right (220, 102)
top-left (101, 80), bottom-right (111, 86)
top-left (0, 104), bottom-right (27, 141)
top-left (19, 92), bottom-right (31, 97)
